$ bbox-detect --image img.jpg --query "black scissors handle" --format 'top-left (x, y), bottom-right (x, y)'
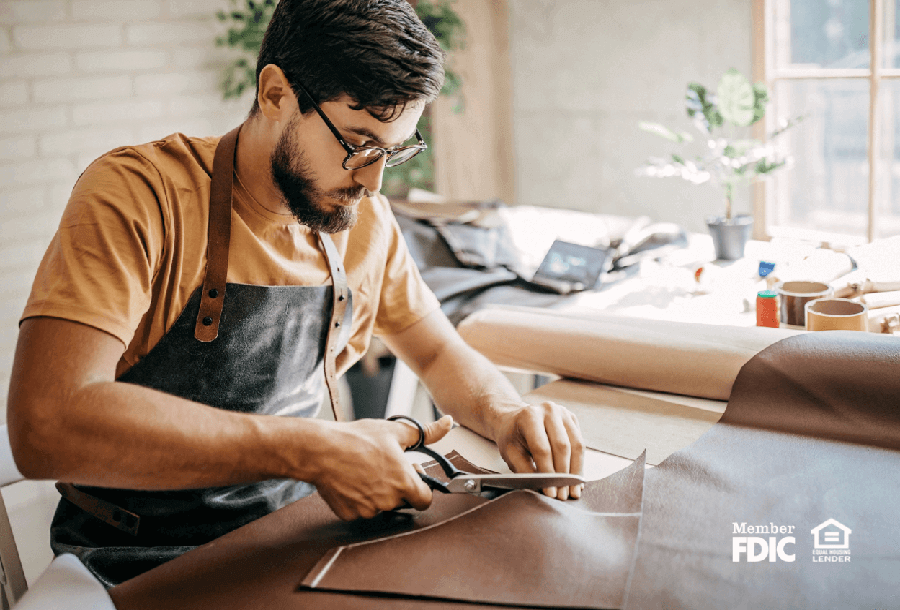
top-left (387, 415), bottom-right (462, 493)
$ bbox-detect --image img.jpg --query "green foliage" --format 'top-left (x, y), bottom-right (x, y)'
top-left (215, 0), bottom-right (465, 195)
top-left (638, 68), bottom-right (803, 220)
top-left (216, 0), bottom-right (277, 99)
top-left (382, 114), bottom-right (436, 196)
top-left (685, 83), bottom-right (722, 133)
top-left (416, 0), bottom-right (465, 101)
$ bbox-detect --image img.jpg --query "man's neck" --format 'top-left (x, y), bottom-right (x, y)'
top-left (233, 119), bottom-right (291, 216)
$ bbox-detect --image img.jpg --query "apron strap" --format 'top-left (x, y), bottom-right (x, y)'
top-left (194, 125), bottom-right (240, 343)
top-left (318, 232), bottom-right (350, 422)
top-left (195, 124), bottom-right (349, 422)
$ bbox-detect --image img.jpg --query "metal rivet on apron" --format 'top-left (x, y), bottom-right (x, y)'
top-left (202, 316), bottom-right (213, 326)
top-left (208, 288), bottom-right (219, 298)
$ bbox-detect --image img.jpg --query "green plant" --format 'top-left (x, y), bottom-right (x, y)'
top-left (215, 0), bottom-right (465, 196)
top-left (637, 68), bottom-right (803, 220)
top-left (216, 0), bottom-right (276, 99)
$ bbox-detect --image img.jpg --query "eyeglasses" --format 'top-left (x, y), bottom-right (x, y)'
top-left (293, 80), bottom-right (427, 171)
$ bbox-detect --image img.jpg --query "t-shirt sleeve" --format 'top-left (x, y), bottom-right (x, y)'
top-left (372, 196), bottom-right (441, 337)
top-left (21, 149), bottom-right (166, 347)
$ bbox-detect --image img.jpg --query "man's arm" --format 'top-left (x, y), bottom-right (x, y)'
top-left (380, 309), bottom-right (585, 500)
top-left (7, 316), bottom-right (449, 519)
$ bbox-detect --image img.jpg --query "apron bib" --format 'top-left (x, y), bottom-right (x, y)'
top-left (50, 126), bottom-right (353, 588)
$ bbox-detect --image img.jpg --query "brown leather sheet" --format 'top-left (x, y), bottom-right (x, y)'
top-left (624, 331), bottom-right (900, 609)
top-left (110, 450), bottom-right (646, 610)
top-left (303, 492), bottom-right (640, 609)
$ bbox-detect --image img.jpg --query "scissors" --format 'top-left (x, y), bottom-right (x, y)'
top-left (388, 415), bottom-right (584, 499)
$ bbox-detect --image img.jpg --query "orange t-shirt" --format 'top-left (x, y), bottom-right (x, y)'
top-left (22, 133), bottom-right (441, 378)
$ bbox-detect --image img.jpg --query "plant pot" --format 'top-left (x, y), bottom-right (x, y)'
top-left (706, 214), bottom-right (752, 261)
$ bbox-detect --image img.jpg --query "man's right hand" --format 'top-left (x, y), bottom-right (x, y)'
top-left (309, 415), bottom-right (454, 520)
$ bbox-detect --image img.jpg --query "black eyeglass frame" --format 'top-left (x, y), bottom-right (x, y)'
top-left (293, 80), bottom-right (427, 171)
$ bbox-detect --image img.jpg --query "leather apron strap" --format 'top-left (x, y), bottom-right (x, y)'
top-left (192, 124), bottom-right (348, 422)
top-left (194, 125), bottom-right (239, 343)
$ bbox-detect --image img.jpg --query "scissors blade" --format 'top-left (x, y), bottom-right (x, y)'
top-left (445, 473), bottom-right (585, 495)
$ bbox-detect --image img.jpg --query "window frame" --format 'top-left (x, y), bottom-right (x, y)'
top-left (753, 0), bottom-right (900, 243)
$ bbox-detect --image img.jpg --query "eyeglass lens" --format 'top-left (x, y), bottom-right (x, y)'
top-left (344, 146), bottom-right (423, 170)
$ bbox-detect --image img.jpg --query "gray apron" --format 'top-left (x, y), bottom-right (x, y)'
top-left (49, 126), bottom-right (353, 588)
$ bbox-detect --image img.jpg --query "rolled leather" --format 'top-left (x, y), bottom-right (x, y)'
top-left (457, 305), bottom-right (800, 400)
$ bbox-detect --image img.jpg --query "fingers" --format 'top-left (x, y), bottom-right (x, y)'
top-left (404, 479), bottom-right (433, 512)
top-left (390, 417), bottom-right (423, 449)
top-left (502, 442), bottom-right (538, 475)
top-left (543, 406), bottom-right (571, 500)
top-left (423, 414), bottom-right (454, 445)
top-left (563, 409), bottom-right (585, 499)
top-left (502, 402), bottom-right (585, 501)
top-left (389, 414), bottom-right (453, 449)
top-left (514, 406), bottom-right (556, 496)
top-left (322, 463), bottom-right (433, 519)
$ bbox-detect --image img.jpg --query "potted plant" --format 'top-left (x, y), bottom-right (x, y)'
top-left (637, 69), bottom-right (802, 260)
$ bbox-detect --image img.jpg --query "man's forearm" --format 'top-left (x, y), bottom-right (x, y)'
top-left (379, 310), bottom-right (584, 496)
top-left (12, 378), bottom-right (331, 489)
top-left (8, 317), bottom-right (336, 489)
top-left (415, 341), bottom-right (525, 443)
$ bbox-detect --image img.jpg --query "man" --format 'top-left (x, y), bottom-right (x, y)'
top-left (7, 0), bottom-right (584, 587)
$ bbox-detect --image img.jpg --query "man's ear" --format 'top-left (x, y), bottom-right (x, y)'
top-left (257, 64), bottom-right (296, 122)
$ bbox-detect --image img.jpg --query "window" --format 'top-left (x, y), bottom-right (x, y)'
top-left (756, 0), bottom-right (900, 244)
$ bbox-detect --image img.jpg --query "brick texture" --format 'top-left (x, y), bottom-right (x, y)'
top-left (0, 1), bottom-right (67, 25)
top-left (0, 0), bottom-right (251, 584)
top-left (0, 0), bottom-right (250, 429)
top-left (13, 23), bottom-right (124, 50)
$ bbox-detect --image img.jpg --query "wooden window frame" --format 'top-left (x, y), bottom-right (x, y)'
top-left (753, 0), bottom-right (900, 242)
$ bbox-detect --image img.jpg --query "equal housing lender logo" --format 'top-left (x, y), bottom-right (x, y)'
top-left (731, 519), bottom-right (852, 563)
top-left (811, 519), bottom-right (852, 563)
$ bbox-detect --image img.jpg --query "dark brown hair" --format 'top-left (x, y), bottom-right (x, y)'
top-left (251, 0), bottom-right (445, 121)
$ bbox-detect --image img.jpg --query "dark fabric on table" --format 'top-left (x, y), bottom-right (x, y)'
top-left (110, 451), bottom-right (646, 610)
top-left (396, 214), bottom-right (569, 325)
top-left (624, 332), bottom-right (900, 610)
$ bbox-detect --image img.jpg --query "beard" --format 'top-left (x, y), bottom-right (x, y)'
top-left (270, 113), bottom-right (363, 233)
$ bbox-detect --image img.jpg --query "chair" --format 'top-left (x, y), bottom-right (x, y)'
top-left (0, 425), bottom-right (115, 609)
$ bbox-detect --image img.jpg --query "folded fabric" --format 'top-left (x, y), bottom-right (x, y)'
top-left (457, 306), bottom-right (800, 400)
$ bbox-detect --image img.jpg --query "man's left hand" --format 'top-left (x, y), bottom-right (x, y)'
top-left (492, 401), bottom-right (585, 501)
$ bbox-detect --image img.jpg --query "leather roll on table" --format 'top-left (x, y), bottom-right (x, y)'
top-left (456, 306), bottom-right (801, 401)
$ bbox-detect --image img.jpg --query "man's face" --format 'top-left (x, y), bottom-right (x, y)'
top-left (269, 95), bottom-right (424, 233)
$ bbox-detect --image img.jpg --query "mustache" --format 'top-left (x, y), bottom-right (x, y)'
top-left (329, 186), bottom-right (369, 203)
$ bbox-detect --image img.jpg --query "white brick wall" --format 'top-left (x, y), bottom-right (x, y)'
top-left (0, 0), bottom-right (251, 583)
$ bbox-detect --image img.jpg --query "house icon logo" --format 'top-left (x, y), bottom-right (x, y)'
top-left (811, 519), bottom-right (851, 550)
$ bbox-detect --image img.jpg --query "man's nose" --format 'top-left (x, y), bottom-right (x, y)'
top-left (352, 155), bottom-right (386, 195)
